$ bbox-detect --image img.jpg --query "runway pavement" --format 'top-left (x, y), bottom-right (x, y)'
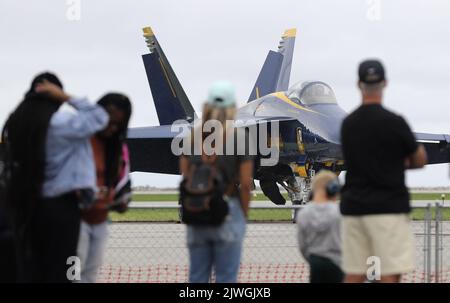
top-left (129, 200), bottom-right (449, 208)
top-left (100, 220), bottom-right (450, 282)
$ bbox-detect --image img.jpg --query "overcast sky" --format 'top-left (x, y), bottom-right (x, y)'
top-left (1, 0), bottom-right (450, 187)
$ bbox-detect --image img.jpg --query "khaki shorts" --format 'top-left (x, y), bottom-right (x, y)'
top-left (342, 214), bottom-right (415, 276)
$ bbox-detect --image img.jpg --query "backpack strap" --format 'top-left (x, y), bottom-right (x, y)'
top-left (187, 154), bottom-right (217, 168)
top-left (184, 155), bottom-right (217, 194)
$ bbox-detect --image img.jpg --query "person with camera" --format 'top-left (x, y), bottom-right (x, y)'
top-left (77, 93), bottom-right (132, 283)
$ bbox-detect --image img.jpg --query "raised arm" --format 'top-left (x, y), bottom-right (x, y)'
top-left (50, 98), bottom-right (109, 139)
top-left (36, 80), bottom-right (109, 139)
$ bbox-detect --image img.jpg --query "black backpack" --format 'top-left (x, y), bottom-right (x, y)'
top-left (179, 155), bottom-right (229, 226)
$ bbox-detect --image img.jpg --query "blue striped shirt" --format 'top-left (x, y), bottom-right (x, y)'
top-left (42, 97), bottom-right (109, 198)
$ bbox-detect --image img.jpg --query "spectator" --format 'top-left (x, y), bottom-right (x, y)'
top-left (4, 73), bottom-right (109, 282)
top-left (179, 81), bottom-right (254, 283)
top-left (0, 127), bottom-right (15, 282)
top-left (77, 93), bottom-right (132, 283)
top-left (3, 73), bottom-right (65, 282)
top-left (340, 60), bottom-right (427, 283)
top-left (296, 170), bottom-right (343, 283)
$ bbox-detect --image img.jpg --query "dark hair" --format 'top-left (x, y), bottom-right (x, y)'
top-left (3, 72), bottom-right (63, 235)
top-left (97, 93), bottom-right (132, 187)
top-left (26, 72), bottom-right (63, 98)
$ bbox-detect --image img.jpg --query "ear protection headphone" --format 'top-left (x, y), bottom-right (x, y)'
top-left (326, 178), bottom-right (341, 198)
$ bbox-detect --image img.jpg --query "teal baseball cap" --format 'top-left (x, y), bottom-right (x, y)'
top-left (207, 81), bottom-right (236, 108)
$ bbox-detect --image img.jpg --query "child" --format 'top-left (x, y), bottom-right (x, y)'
top-left (296, 170), bottom-right (343, 283)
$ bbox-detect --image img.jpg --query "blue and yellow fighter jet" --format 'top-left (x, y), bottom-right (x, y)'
top-left (127, 26), bottom-right (450, 206)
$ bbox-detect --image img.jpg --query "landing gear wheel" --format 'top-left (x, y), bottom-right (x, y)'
top-left (284, 176), bottom-right (304, 223)
top-left (301, 177), bottom-right (312, 204)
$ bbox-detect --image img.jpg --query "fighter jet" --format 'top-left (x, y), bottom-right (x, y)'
top-left (127, 26), bottom-right (450, 206)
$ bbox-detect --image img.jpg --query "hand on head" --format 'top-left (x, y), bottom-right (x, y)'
top-left (35, 79), bottom-right (70, 103)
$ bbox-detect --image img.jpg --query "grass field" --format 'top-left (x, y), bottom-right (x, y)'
top-left (108, 192), bottom-right (450, 222)
top-left (110, 208), bottom-right (295, 222)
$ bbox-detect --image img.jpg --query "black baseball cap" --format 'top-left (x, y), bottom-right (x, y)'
top-left (358, 59), bottom-right (385, 84)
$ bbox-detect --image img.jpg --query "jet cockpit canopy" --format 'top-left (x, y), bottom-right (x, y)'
top-left (287, 81), bottom-right (337, 105)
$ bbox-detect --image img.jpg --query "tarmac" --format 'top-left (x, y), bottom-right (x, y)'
top-left (129, 200), bottom-right (449, 208)
top-left (100, 220), bottom-right (450, 282)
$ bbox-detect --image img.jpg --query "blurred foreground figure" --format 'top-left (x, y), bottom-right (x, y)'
top-left (2, 73), bottom-right (65, 282)
top-left (0, 128), bottom-right (15, 282)
top-left (297, 171), bottom-right (343, 283)
top-left (3, 73), bottom-right (109, 282)
top-left (77, 93), bottom-right (132, 283)
top-left (179, 81), bottom-right (254, 283)
top-left (340, 60), bottom-right (427, 283)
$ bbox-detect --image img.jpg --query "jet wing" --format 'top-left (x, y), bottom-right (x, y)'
top-left (127, 116), bottom-right (295, 174)
top-left (415, 132), bottom-right (450, 164)
top-left (127, 125), bottom-right (186, 174)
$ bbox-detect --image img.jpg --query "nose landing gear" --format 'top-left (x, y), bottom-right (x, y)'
top-left (282, 168), bottom-right (315, 223)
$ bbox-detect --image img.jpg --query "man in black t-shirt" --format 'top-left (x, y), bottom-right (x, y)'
top-left (340, 59), bottom-right (427, 283)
